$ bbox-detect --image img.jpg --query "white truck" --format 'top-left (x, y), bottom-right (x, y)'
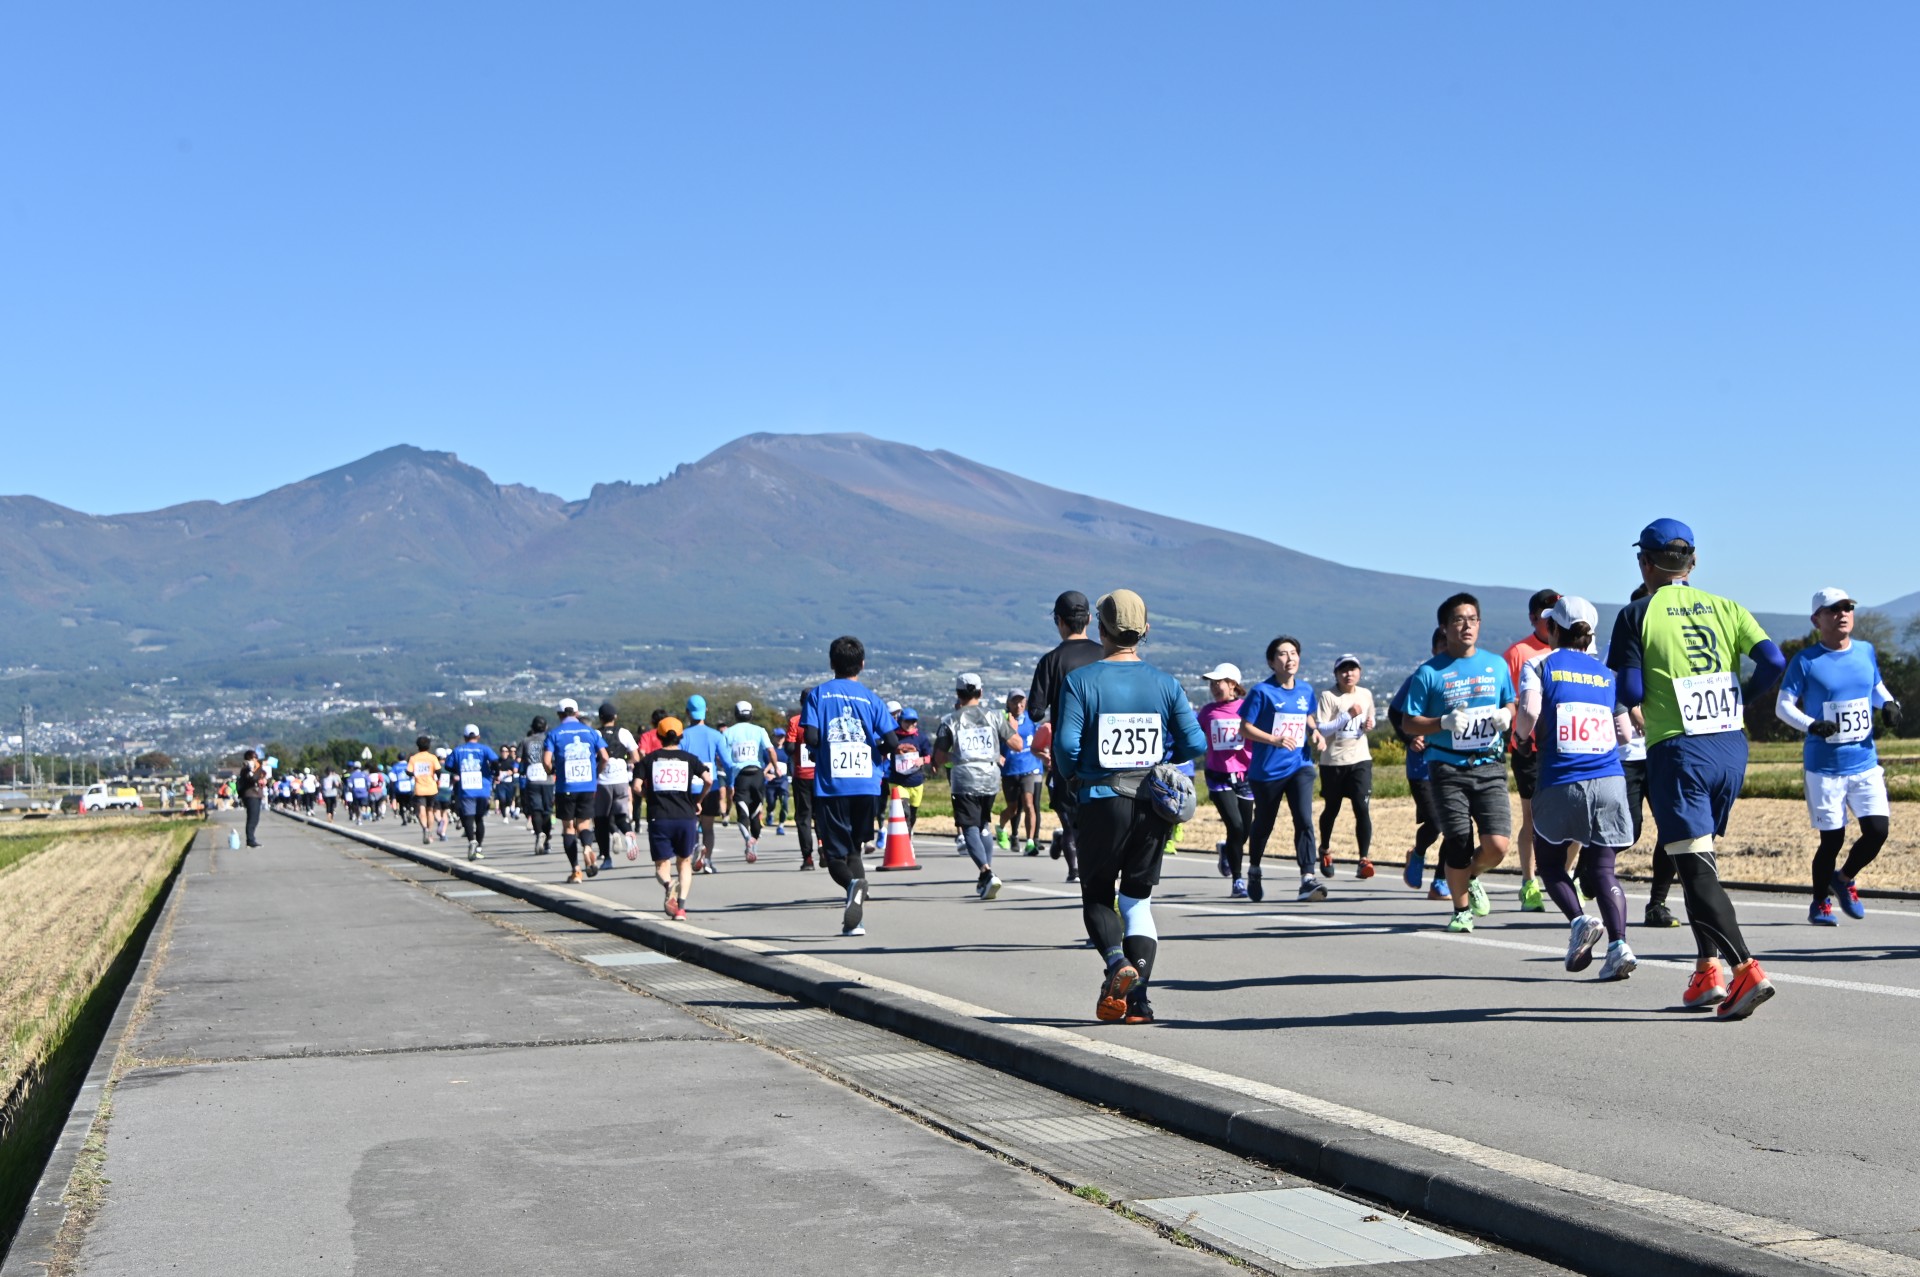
top-left (79, 783), bottom-right (143, 813)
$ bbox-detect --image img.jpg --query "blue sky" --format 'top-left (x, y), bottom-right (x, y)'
top-left (3, 3), bottom-right (1914, 613)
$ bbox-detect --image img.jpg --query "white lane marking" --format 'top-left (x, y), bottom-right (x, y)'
top-left (1475, 876), bottom-right (1920, 919)
top-left (1005, 884), bottom-right (1920, 1000)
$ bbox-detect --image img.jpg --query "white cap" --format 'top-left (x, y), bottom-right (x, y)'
top-left (1333, 654), bottom-right (1362, 671)
top-left (558, 697), bottom-right (578, 713)
top-left (955, 672), bottom-right (984, 692)
top-left (735, 700), bottom-right (753, 715)
top-left (886, 700), bottom-right (903, 715)
top-left (1201, 662), bottom-right (1242, 683)
top-left (463, 723), bottom-right (479, 738)
top-left (1811, 587), bottom-right (1854, 612)
top-left (1547, 595), bottom-right (1599, 631)
top-left (435, 747), bottom-right (450, 758)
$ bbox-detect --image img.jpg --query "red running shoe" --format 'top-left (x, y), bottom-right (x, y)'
top-left (1357, 858), bottom-right (1376, 880)
top-left (1096, 963), bottom-right (1139, 1022)
top-left (1716, 960), bottom-right (1776, 1020)
top-left (1681, 962), bottom-right (1728, 1009)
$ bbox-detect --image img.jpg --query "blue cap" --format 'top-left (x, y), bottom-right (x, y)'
top-left (900, 706), bottom-right (918, 722)
top-left (685, 694), bottom-right (707, 721)
top-left (1635, 518), bottom-right (1695, 554)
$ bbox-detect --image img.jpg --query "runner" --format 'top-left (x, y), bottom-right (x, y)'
top-left (1398, 594), bottom-right (1516, 934)
top-left (785, 705), bottom-right (819, 870)
top-left (1388, 630), bottom-right (1448, 894)
top-left (767, 726), bottom-right (792, 834)
top-left (405, 736), bottom-right (441, 846)
top-left (1503, 589), bottom-right (1562, 913)
top-left (521, 715), bottom-right (555, 854)
top-left (448, 724), bottom-right (499, 862)
top-left (1315, 655), bottom-right (1378, 879)
top-left (542, 698), bottom-right (610, 883)
top-left (346, 762), bottom-right (369, 823)
top-left (321, 767), bottom-right (341, 822)
top-left (431, 748), bottom-right (455, 840)
top-left (1195, 663), bottom-right (1253, 898)
top-left (1027, 590), bottom-right (1104, 885)
top-left (593, 703), bottom-right (640, 870)
top-left (638, 709), bottom-right (666, 757)
top-left (997, 691), bottom-right (1044, 855)
top-left (641, 716), bottom-right (709, 920)
top-left (1616, 585), bottom-right (1678, 927)
top-left (934, 673), bottom-right (1021, 900)
top-left (366, 765), bottom-right (386, 820)
top-left (1513, 597), bottom-right (1638, 981)
top-left (885, 708), bottom-right (930, 833)
top-left (1777, 587), bottom-right (1902, 925)
top-left (392, 758), bottom-right (415, 827)
top-left (1055, 588), bottom-right (1206, 1024)
top-left (491, 746), bottom-right (518, 824)
top-left (1239, 635), bottom-right (1323, 904)
top-left (1608, 518), bottom-right (1786, 1018)
top-left (799, 636), bottom-right (899, 937)
top-left (679, 696), bottom-right (735, 872)
top-left (722, 701), bottom-right (777, 862)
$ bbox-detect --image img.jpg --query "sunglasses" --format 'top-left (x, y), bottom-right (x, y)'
top-left (1825, 601), bottom-right (1856, 613)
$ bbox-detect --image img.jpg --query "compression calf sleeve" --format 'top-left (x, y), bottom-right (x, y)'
top-left (1578, 847), bottom-right (1627, 942)
top-left (1121, 934), bottom-right (1158, 990)
top-left (1117, 892), bottom-right (1158, 940)
top-left (1534, 840), bottom-right (1584, 922)
top-left (562, 834), bottom-right (580, 869)
top-left (1671, 845), bottom-right (1751, 965)
top-left (961, 826), bottom-right (993, 871)
top-left (1812, 827), bottom-right (1848, 898)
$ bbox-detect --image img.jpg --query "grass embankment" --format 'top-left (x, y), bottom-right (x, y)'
top-left (0, 818), bottom-right (197, 1257)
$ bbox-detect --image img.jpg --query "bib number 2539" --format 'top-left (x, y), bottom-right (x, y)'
top-left (1097, 713), bottom-right (1162, 769)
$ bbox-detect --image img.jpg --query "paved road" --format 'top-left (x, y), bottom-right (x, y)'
top-left (438, 810), bottom-right (1920, 1265)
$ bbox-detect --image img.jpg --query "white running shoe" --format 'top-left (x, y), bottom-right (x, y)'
top-left (983, 874), bottom-right (1002, 901)
top-left (1597, 940), bottom-right (1638, 982)
top-left (1565, 916), bottom-right (1606, 972)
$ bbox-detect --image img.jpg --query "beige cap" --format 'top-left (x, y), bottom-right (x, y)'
top-left (1097, 589), bottom-right (1148, 640)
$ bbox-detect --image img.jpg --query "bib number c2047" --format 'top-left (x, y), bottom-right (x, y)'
top-left (1675, 671), bottom-right (1742, 736)
top-left (1097, 713), bottom-right (1163, 769)
top-left (1555, 701), bottom-right (1614, 756)
top-left (1827, 697), bottom-right (1872, 745)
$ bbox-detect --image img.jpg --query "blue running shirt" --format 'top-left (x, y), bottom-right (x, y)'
top-left (1781, 641), bottom-right (1885, 777)
top-left (542, 719), bottom-right (608, 794)
top-left (802, 679), bottom-right (897, 799)
top-left (1239, 678), bottom-right (1318, 783)
top-left (1405, 651), bottom-right (1514, 767)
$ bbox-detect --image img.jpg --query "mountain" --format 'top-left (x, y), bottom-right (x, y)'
top-left (1870, 591), bottom-right (1920, 623)
top-left (0, 433), bottom-right (1769, 716)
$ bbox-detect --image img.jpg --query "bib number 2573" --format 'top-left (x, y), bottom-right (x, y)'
top-left (1097, 713), bottom-right (1162, 769)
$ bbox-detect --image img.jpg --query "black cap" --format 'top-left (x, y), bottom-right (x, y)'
top-left (598, 701), bottom-right (618, 722)
top-left (1052, 590), bottom-right (1090, 621)
top-left (1528, 588), bottom-right (1562, 617)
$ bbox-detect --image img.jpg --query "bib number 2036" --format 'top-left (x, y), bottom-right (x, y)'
top-left (1097, 713), bottom-right (1163, 769)
top-left (1675, 672), bottom-right (1742, 735)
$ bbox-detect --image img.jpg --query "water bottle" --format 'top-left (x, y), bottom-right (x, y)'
top-left (228, 829), bottom-right (241, 850)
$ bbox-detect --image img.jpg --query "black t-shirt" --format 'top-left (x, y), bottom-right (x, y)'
top-left (641, 747), bottom-right (708, 822)
top-left (1028, 638), bottom-right (1104, 727)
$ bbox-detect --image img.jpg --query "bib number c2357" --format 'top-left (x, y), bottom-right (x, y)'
top-left (1097, 713), bottom-right (1162, 769)
top-left (1675, 671), bottom-right (1742, 735)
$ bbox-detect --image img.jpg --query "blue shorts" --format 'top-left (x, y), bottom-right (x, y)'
top-left (1646, 732), bottom-right (1747, 846)
top-left (649, 819), bottom-right (700, 862)
top-left (458, 795), bottom-right (490, 818)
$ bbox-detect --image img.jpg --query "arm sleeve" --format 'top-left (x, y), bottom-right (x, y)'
top-left (1619, 668), bottom-right (1645, 707)
top-left (1776, 686), bottom-right (1817, 733)
top-left (1056, 684), bottom-right (1085, 778)
top-left (1613, 711), bottom-right (1634, 744)
top-left (1743, 640), bottom-right (1786, 702)
top-left (1027, 657), bottom-right (1055, 725)
top-left (1874, 680), bottom-right (1896, 708)
top-left (1514, 662), bottom-right (1544, 740)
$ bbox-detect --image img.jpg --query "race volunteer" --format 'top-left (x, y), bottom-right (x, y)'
top-left (1056, 588), bottom-right (1206, 1025)
top-left (1776, 587), bottom-right (1902, 926)
top-left (1608, 518), bottom-right (1786, 1020)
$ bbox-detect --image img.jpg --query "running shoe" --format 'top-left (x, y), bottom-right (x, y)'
top-left (1050, 834), bottom-right (1062, 860)
top-left (584, 858), bottom-right (599, 878)
top-left (466, 842), bottom-right (477, 861)
top-left (1025, 840), bottom-right (1041, 856)
top-left (1123, 992), bottom-right (1155, 1025)
top-left (625, 833), bottom-right (639, 861)
top-left (1446, 910), bottom-right (1474, 934)
top-left (671, 902), bottom-right (688, 921)
top-left (983, 874), bottom-right (1002, 901)
top-left (567, 869), bottom-right (585, 883)
top-left (1519, 877), bottom-right (1545, 912)
top-left (420, 828), bottom-right (431, 846)
top-left (1404, 853), bottom-right (1425, 890)
top-left (1467, 878), bottom-right (1490, 917)
top-left (1096, 962), bottom-right (1140, 1022)
top-left (745, 839), bottom-right (758, 865)
top-left (599, 855), bottom-right (614, 871)
top-left (1716, 960), bottom-right (1776, 1020)
top-left (663, 893), bottom-right (678, 918)
top-left (1681, 963), bottom-right (1728, 1009)
top-left (1597, 940), bottom-right (1637, 982)
top-left (1320, 851), bottom-right (1335, 877)
top-left (1065, 870), bottom-right (1079, 883)
top-left (1564, 916), bottom-right (1605, 972)
top-left (1217, 841), bottom-right (1231, 878)
top-left (1808, 898), bottom-right (1838, 927)
top-left (842, 878), bottom-right (866, 932)
top-left (1357, 858), bottom-right (1375, 880)
top-left (776, 824), bottom-right (785, 836)
top-left (1230, 878), bottom-right (1248, 899)
top-left (799, 856), bottom-right (816, 871)
top-left (841, 923), bottom-right (866, 937)
top-left (975, 869), bottom-right (993, 899)
top-left (1832, 873), bottom-right (1865, 920)
top-left (995, 829), bottom-right (1011, 851)
top-left (1246, 870), bottom-right (1263, 903)
top-left (1297, 877), bottom-right (1327, 903)
top-left (1426, 882), bottom-right (1449, 902)
top-left (1643, 902), bottom-right (1678, 928)
top-left (471, 846), bottom-right (484, 862)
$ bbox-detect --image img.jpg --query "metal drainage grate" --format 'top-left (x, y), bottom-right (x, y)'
top-left (1134, 1187), bottom-right (1482, 1269)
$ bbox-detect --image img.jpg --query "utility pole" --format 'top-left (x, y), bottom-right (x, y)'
top-left (20, 704), bottom-right (32, 798)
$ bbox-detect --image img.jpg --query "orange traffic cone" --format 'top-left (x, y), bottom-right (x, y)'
top-left (876, 786), bottom-right (921, 871)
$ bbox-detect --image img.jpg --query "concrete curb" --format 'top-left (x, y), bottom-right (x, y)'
top-left (285, 810), bottom-right (1838, 1277)
top-left (1, 829), bottom-right (200, 1277)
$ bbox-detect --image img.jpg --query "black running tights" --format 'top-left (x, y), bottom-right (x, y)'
top-left (1812, 816), bottom-right (1889, 899)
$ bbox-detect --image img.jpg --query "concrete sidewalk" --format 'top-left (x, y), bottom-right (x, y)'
top-left (25, 814), bottom-right (1248, 1276)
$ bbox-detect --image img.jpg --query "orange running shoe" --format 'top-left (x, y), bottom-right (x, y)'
top-left (1681, 962), bottom-right (1728, 1009)
top-left (1357, 858), bottom-right (1376, 880)
top-left (1096, 963), bottom-right (1140, 1022)
top-left (1716, 960), bottom-right (1776, 1020)
top-left (567, 869), bottom-right (585, 884)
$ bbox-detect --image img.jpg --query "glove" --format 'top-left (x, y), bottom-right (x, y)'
top-left (1491, 707), bottom-right (1513, 732)
top-left (1808, 720), bottom-right (1839, 739)
top-left (1441, 708), bottom-right (1472, 736)
top-left (1885, 700), bottom-right (1904, 730)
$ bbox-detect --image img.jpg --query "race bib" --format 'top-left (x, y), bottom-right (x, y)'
top-left (1274, 712), bottom-right (1310, 750)
top-left (1675, 672), bottom-right (1742, 735)
top-left (957, 723), bottom-right (996, 757)
top-left (1208, 718), bottom-right (1244, 753)
top-left (412, 759), bottom-right (433, 778)
top-left (1828, 697), bottom-right (1873, 745)
top-left (652, 758), bottom-right (690, 792)
top-left (1449, 706), bottom-right (1502, 753)
top-left (603, 758), bottom-right (631, 785)
top-left (525, 762), bottom-right (548, 783)
top-left (893, 746), bottom-right (924, 773)
top-left (731, 738), bottom-right (761, 766)
top-left (1097, 713), bottom-right (1163, 769)
top-left (562, 742), bottom-right (593, 784)
top-left (830, 741), bottom-right (873, 776)
top-left (1555, 702), bottom-right (1614, 756)
top-left (797, 741), bottom-right (814, 770)
top-left (460, 763), bottom-right (483, 791)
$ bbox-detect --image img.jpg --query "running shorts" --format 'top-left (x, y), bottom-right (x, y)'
top-left (554, 790), bottom-right (595, 823)
top-left (952, 790), bottom-right (996, 830)
top-left (1509, 744), bottom-right (1539, 801)
top-left (1001, 772), bottom-right (1043, 805)
top-left (699, 789), bottom-right (723, 818)
top-left (649, 818), bottom-right (700, 862)
top-left (1646, 732), bottom-right (1747, 847)
top-left (1430, 761), bottom-right (1512, 869)
top-left (594, 785), bottom-right (634, 821)
top-left (1806, 766), bottom-right (1889, 832)
top-left (1320, 760), bottom-right (1373, 806)
top-left (1532, 775), bottom-right (1633, 848)
top-left (457, 794), bottom-right (490, 818)
top-left (814, 794), bottom-right (881, 862)
top-left (1075, 793), bottom-right (1167, 899)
